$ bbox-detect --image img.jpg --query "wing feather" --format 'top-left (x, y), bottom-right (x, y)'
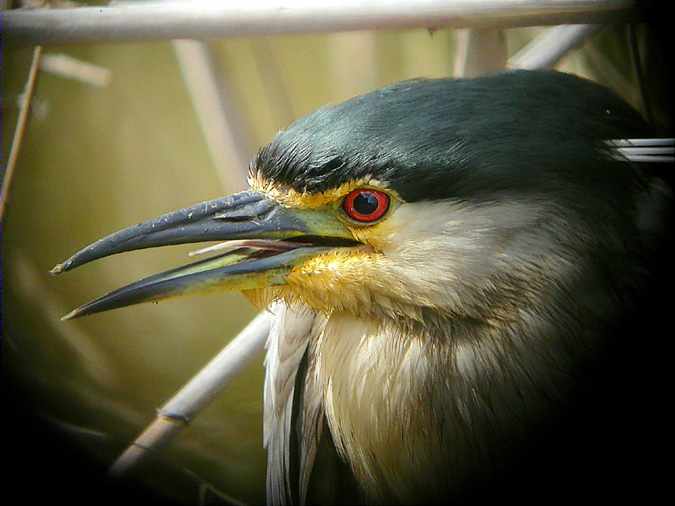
top-left (263, 302), bottom-right (326, 506)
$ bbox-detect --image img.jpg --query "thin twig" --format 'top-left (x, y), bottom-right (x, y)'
top-left (40, 52), bottom-right (111, 88)
top-left (172, 40), bottom-right (251, 192)
top-left (509, 24), bottom-right (601, 70)
top-left (108, 311), bottom-right (271, 477)
top-left (3, 1), bottom-right (638, 46)
top-left (0, 45), bottom-right (43, 222)
top-left (250, 37), bottom-right (296, 127)
top-left (454, 28), bottom-right (507, 77)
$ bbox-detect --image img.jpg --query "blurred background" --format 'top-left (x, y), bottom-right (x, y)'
top-left (1, 4), bottom-right (668, 505)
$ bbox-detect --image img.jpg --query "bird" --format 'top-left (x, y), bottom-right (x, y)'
top-left (53, 69), bottom-right (672, 505)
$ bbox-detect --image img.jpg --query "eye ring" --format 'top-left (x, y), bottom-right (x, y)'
top-left (342, 189), bottom-right (390, 223)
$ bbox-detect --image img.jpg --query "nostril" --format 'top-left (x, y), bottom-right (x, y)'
top-left (214, 199), bottom-right (275, 222)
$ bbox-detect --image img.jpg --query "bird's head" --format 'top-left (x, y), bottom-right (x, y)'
top-left (54, 70), bottom-right (657, 336)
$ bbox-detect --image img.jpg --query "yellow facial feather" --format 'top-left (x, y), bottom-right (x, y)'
top-left (249, 173), bottom-right (403, 251)
top-left (244, 249), bottom-right (404, 318)
top-left (248, 173), bottom-right (401, 210)
top-left (244, 173), bottom-right (421, 317)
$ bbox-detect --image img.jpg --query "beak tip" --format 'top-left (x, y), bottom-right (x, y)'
top-left (50, 265), bottom-right (64, 276)
top-left (61, 309), bottom-right (80, 321)
top-left (50, 260), bottom-right (72, 275)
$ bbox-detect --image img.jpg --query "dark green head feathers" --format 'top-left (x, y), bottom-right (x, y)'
top-left (253, 70), bottom-right (651, 204)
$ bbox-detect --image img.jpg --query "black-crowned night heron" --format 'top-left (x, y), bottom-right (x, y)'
top-left (53, 70), bottom-right (672, 505)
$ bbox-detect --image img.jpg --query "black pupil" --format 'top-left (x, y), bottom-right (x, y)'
top-left (354, 192), bottom-right (379, 215)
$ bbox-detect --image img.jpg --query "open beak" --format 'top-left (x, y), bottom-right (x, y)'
top-left (52, 190), bottom-right (358, 320)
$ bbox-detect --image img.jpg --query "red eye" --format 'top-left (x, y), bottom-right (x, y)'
top-left (342, 189), bottom-right (390, 223)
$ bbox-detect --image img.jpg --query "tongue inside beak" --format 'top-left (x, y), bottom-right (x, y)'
top-left (60, 241), bottom-right (333, 320)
